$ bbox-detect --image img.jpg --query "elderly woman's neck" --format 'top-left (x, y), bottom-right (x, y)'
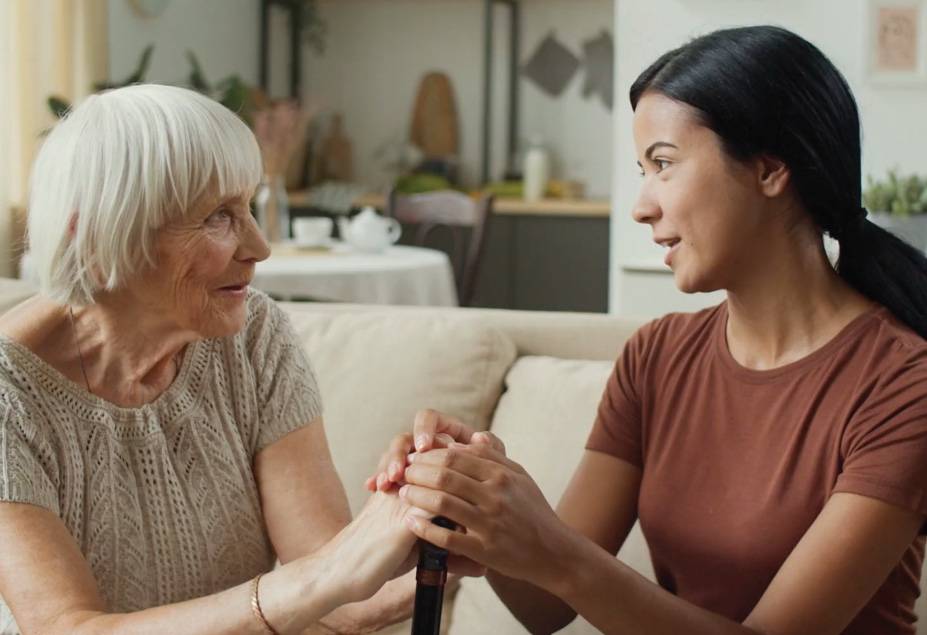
top-left (67, 296), bottom-right (198, 407)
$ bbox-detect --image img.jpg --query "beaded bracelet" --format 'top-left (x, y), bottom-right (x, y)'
top-left (250, 573), bottom-right (279, 634)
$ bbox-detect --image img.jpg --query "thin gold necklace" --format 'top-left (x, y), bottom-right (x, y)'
top-left (67, 306), bottom-right (93, 394)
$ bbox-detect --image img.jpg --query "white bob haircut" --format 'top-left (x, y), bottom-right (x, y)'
top-left (28, 83), bottom-right (262, 306)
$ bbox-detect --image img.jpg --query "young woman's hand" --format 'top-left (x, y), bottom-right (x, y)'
top-left (397, 442), bottom-right (572, 590)
top-left (364, 409), bottom-right (506, 493)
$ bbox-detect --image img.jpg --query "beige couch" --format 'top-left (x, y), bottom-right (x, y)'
top-left (1, 278), bottom-right (923, 634)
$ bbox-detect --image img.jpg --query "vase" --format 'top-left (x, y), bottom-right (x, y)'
top-left (255, 174), bottom-right (290, 242)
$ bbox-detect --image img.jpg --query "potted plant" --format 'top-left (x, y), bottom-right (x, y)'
top-left (863, 170), bottom-right (927, 250)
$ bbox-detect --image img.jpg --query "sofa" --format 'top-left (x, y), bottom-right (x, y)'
top-left (0, 278), bottom-right (923, 634)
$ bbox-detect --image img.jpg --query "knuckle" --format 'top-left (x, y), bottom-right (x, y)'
top-left (439, 451), bottom-right (456, 468)
top-left (433, 468), bottom-right (452, 489)
top-left (492, 470), bottom-right (511, 488)
top-left (430, 528), bottom-right (452, 549)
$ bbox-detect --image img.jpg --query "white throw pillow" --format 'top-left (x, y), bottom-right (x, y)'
top-left (286, 310), bottom-right (518, 514)
top-left (448, 356), bottom-right (654, 635)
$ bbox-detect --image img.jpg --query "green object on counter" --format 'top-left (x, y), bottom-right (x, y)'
top-left (483, 180), bottom-right (524, 198)
top-left (395, 173), bottom-right (453, 194)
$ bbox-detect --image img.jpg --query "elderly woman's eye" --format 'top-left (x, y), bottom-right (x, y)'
top-left (205, 209), bottom-right (233, 226)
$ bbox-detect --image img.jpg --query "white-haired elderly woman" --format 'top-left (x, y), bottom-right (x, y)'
top-left (0, 85), bottom-right (443, 635)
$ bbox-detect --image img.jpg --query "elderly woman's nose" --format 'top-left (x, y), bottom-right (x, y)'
top-left (237, 215), bottom-right (271, 262)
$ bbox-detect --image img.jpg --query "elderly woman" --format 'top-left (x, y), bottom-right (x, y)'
top-left (0, 84), bottom-right (427, 635)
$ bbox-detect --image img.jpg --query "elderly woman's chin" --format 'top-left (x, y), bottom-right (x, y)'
top-left (200, 285), bottom-right (251, 337)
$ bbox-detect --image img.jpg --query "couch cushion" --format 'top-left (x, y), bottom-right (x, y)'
top-left (448, 356), bottom-right (654, 635)
top-left (0, 278), bottom-right (37, 314)
top-left (287, 310), bottom-right (518, 514)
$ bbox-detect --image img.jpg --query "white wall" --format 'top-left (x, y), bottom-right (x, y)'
top-left (107, 0), bottom-right (258, 87)
top-left (303, 0), bottom-right (614, 195)
top-left (610, 0), bottom-right (927, 317)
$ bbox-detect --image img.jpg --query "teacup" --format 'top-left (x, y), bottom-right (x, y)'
top-left (292, 217), bottom-right (333, 246)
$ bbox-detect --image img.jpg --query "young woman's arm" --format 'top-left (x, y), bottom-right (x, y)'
top-left (401, 442), bottom-right (922, 635)
top-left (485, 451), bottom-right (642, 633)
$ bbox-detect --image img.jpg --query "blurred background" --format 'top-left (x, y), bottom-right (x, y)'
top-left (1, 0), bottom-right (926, 317)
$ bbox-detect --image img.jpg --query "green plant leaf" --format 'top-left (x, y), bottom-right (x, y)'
top-left (186, 50), bottom-right (211, 93)
top-left (47, 95), bottom-right (71, 119)
top-left (94, 44), bottom-right (154, 90)
top-left (864, 168), bottom-right (927, 216)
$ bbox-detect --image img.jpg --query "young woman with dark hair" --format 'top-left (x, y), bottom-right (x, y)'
top-left (371, 25), bottom-right (927, 634)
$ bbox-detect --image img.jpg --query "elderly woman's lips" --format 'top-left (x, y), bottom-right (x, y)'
top-left (217, 283), bottom-right (248, 292)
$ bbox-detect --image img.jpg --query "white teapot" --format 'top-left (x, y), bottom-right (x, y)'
top-left (338, 206), bottom-right (401, 252)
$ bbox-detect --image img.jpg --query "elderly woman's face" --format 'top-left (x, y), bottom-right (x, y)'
top-left (139, 190), bottom-right (270, 338)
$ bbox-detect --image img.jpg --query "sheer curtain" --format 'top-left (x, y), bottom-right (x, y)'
top-left (0, 0), bottom-right (108, 277)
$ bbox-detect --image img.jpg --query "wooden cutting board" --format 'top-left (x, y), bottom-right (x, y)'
top-left (410, 72), bottom-right (459, 159)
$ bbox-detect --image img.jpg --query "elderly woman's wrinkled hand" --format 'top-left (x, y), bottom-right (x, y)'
top-left (320, 490), bottom-right (426, 604)
top-left (364, 409), bottom-right (506, 494)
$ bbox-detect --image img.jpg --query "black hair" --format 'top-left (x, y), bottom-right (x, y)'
top-left (630, 25), bottom-right (927, 339)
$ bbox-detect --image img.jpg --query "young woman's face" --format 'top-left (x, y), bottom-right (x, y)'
top-left (632, 92), bottom-right (770, 293)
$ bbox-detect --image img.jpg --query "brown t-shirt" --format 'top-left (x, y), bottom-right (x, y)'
top-left (587, 302), bottom-right (927, 634)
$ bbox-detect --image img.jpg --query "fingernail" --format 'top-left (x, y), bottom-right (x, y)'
top-left (399, 485), bottom-right (409, 498)
top-left (377, 473), bottom-right (387, 489)
top-left (416, 435), bottom-right (429, 451)
top-left (389, 461), bottom-right (402, 479)
top-left (406, 453), bottom-right (417, 464)
top-left (405, 516), bottom-right (419, 531)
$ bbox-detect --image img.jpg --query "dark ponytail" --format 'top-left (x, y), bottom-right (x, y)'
top-left (630, 25), bottom-right (927, 339)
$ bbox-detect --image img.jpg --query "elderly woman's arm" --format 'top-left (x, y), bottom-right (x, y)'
top-left (256, 419), bottom-right (418, 633)
top-left (0, 448), bottom-right (417, 635)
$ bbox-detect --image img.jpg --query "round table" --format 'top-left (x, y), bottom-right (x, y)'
top-left (252, 242), bottom-right (458, 306)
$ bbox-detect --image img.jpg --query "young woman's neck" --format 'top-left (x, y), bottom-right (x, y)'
top-left (724, 223), bottom-right (875, 370)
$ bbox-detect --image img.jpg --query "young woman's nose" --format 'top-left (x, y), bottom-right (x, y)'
top-left (631, 185), bottom-right (662, 225)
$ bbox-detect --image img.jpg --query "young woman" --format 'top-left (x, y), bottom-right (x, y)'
top-left (369, 25), bottom-right (927, 635)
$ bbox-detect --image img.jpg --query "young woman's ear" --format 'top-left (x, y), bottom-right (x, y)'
top-left (755, 155), bottom-right (791, 198)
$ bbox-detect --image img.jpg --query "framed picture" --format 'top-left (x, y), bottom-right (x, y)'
top-left (867, 0), bottom-right (927, 85)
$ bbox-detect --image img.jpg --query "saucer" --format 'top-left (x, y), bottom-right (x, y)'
top-left (292, 237), bottom-right (334, 251)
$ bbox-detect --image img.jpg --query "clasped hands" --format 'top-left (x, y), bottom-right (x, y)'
top-left (363, 409), bottom-right (570, 589)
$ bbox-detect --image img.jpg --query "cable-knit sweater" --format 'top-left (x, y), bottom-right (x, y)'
top-left (0, 289), bottom-right (323, 634)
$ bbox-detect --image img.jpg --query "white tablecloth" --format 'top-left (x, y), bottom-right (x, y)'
top-left (253, 242), bottom-right (458, 306)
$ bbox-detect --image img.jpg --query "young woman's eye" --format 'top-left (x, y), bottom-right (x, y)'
top-left (654, 159), bottom-right (671, 172)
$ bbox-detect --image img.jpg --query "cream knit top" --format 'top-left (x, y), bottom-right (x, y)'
top-left (0, 290), bottom-right (323, 634)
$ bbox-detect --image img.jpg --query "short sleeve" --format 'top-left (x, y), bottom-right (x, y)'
top-left (585, 322), bottom-right (654, 467)
top-left (245, 292), bottom-right (324, 453)
top-left (833, 352), bottom-right (927, 524)
top-left (0, 401), bottom-right (60, 515)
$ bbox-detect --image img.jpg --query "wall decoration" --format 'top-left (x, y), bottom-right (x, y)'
top-left (581, 30), bottom-right (614, 110)
top-left (521, 32), bottom-right (581, 98)
top-left (867, 0), bottom-right (927, 85)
